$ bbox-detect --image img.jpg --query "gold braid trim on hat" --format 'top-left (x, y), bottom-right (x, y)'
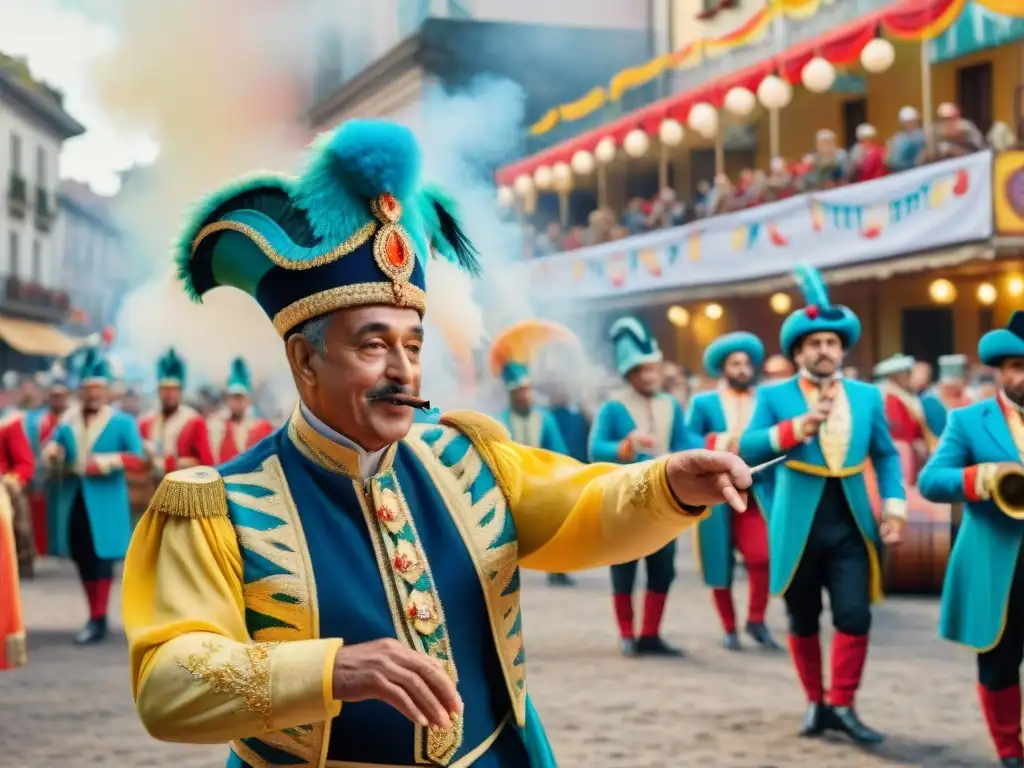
top-left (273, 282), bottom-right (427, 336)
top-left (191, 219), bottom-right (377, 270)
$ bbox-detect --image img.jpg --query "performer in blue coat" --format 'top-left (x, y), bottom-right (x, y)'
top-left (42, 346), bottom-right (146, 644)
top-left (688, 331), bottom-right (779, 651)
top-left (739, 264), bottom-right (906, 744)
top-left (119, 120), bottom-right (748, 767)
top-left (590, 316), bottom-right (698, 656)
top-left (919, 311), bottom-right (1024, 767)
top-left (490, 320), bottom-right (574, 586)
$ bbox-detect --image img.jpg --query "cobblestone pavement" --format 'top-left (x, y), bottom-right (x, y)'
top-left (1, 550), bottom-right (997, 767)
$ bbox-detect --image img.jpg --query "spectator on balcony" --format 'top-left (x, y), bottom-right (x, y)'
top-left (766, 157), bottom-right (798, 201)
top-left (886, 106), bottom-right (926, 173)
top-left (648, 187), bottom-right (686, 229)
top-left (923, 102), bottom-right (985, 163)
top-left (729, 169), bottom-right (765, 210)
top-left (535, 221), bottom-right (563, 256)
top-left (693, 179), bottom-right (712, 217)
top-left (560, 225), bottom-right (584, 251)
top-left (847, 124), bottom-right (887, 184)
top-left (583, 207), bottom-right (616, 246)
top-left (804, 129), bottom-right (848, 189)
top-left (706, 173), bottom-right (735, 215)
top-left (623, 197), bottom-right (648, 234)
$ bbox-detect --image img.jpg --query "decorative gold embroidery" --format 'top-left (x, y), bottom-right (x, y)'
top-left (273, 282), bottom-right (426, 336)
top-left (370, 192), bottom-right (417, 286)
top-left (179, 641), bottom-right (278, 731)
top-left (626, 465), bottom-right (655, 509)
top-left (428, 713), bottom-right (462, 766)
top-left (191, 219), bottom-right (377, 271)
top-left (5, 632), bottom-right (26, 669)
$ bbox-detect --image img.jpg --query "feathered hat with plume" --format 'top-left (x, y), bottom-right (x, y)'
top-left (608, 316), bottom-right (663, 377)
top-left (156, 347), bottom-right (187, 388)
top-left (779, 263), bottom-right (861, 358)
top-left (225, 357), bottom-right (253, 395)
top-left (489, 320), bottom-right (580, 391)
top-left (175, 119), bottom-right (480, 338)
top-left (77, 345), bottom-right (114, 386)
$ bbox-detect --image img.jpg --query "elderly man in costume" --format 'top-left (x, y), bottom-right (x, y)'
top-left (24, 361), bottom-right (71, 561)
top-left (919, 312), bottom-right (1024, 768)
top-left (739, 264), bottom-right (906, 745)
top-left (139, 347), bottom-right (214, 477)
top-left (589, 316), bottom-right (699, 657)
top-left (120, 119), bottom-right (752, 768)
top-left (688, 331), bottom-right (779, 652)
top-left (875, 353), bottom-right (935, 471)
top-left (921, 354), bottom-right (972, 437)
top-left (208, 357), bottom-right (275, 464)
top-left (43, 347), bottom-right (145, 644)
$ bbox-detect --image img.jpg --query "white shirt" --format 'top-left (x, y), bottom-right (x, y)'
top-left (299, 401), bottom-right (388, 481)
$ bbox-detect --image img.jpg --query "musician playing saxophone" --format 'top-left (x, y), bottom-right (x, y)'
top-left (919, 310), bottom-right (1024, 768)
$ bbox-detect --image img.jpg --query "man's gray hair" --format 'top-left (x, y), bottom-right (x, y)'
top-left (296, 315), bottom-right (331, 354)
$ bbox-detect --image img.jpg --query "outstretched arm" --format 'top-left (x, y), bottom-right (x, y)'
top-left (123, 469), bottom-right (341, 743)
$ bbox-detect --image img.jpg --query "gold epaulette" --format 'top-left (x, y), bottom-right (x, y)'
top-left (148, 466), bottom-right (228, 519)
top-left (439, 410), bottom-right (518, 502)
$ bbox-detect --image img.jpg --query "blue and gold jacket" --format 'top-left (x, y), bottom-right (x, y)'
top-left (122, 407), bottom-right (704, 768)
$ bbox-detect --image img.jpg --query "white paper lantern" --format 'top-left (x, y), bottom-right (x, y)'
top-left (723, 87), bottom-right (756, 117)
top-left (687, 102), bottom-right (719, 137)
top-left (801, 57), bottom-right (836, 94)
top-left (533, 165), bottom-right (554, 190)
top-left (496, 185), bottom-right (515, 207)
top-left (570, 150), bottom-right (596, 175)
top-left (757, 75), bottom-right (793, 110)
top-left (658, 118), bottom-right (685, 147)
top-left (512, 174), bottom-right (533, 196)
top-left (860, 38), bottom-right (895, 74)
top-left (623, 129), bottom-right (650, 158)
top-left (595, 137), bottom-right (617, 164)
top-left (552, 161), bottom-right (572, 186)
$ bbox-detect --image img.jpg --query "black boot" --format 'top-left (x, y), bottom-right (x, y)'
top-left (798, 703), bottom-right (830, 737)
top-left (635, 636), bottom-right (684, 657)
top-left (746, 622), bottom-right (782, 650)
top-left (722, 632), bottom-right (742, 651)
top-left (1001, 759), bottom-right (1024, 767)
top-left (619, 638), bottom-right (638, 657)
top-left (74, 617), bottom-right (107, 645)
top-left (827, 706), bottom-right (885, 744)
top-left (546, 573), bottom-right (575, 587)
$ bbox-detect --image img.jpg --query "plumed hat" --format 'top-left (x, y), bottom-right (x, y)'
top-left (979, 311), bottom-right (1024, 367)
top-left (489, 320), bottom-right (579, 391)
top-left (779, 263), bottom-right (861, 358)
top-left (156, 347), bottom-right (186, 388)
top-left (177, 119), bottom-right (479, 337)
top-left (702, 331), bottom-right (765, 378)
top-left (609, 316), bottom-right (663, 377)
top-left (78, 346), bottom-right (113, 386)
top-left (225, 357), bottom-right (253, 395)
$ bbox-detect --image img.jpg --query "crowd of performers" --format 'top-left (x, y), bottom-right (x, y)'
top-left (1, 116), bottom-right (1023, 767)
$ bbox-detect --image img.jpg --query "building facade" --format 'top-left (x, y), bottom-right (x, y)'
top-left (55, 180), bottom-right (130, 334)
top-left (0, 53), bottom-right (85, 371)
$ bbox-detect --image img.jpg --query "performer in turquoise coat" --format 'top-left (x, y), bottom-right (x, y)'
top-left (490, 320), bottom-right (574, 586)
top-left (919, 311), bottom-right (1024, 767)
top-left (688, 331), bottom-right (779, 652)
top-left (119, 119), bottom-right (748, 768)
top-left (739, 264), bottom-right (906, 745)
top-left (42, 346), bottom-right (146, 644)
top-left (590, 316), bottom-right (698, 657)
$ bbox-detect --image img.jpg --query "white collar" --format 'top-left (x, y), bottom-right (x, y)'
top-left (299, 401), bottom-right (388, 481)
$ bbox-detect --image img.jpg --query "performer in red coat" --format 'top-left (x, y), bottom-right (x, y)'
top-left (0, 409), bottom-right (35, 579)
top-left (207, 357), bottom-right (274, 464)
top-left (875, 354), bottom-right (934, 479)
top-left (137, 348), bottom-right (213, 477)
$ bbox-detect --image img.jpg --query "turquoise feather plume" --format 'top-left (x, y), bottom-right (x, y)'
top-left (793, 262), bottom-right (831, 308)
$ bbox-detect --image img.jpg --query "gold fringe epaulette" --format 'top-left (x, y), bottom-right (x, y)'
top-left (439, 410), bottom-right (519, 503)
top-left (149, 466), bottom-right (228, 519)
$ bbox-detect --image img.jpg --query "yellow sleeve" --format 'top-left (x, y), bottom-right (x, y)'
top-left (122, 467), bottom-right (342, 744)
top-left (441, 411), bottom-right (707, 573)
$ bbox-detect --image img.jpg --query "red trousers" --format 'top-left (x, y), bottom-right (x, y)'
top-left (711, 506), bottom-right (770, 633)
top-left (28, 492), bottom-right (47, 556)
